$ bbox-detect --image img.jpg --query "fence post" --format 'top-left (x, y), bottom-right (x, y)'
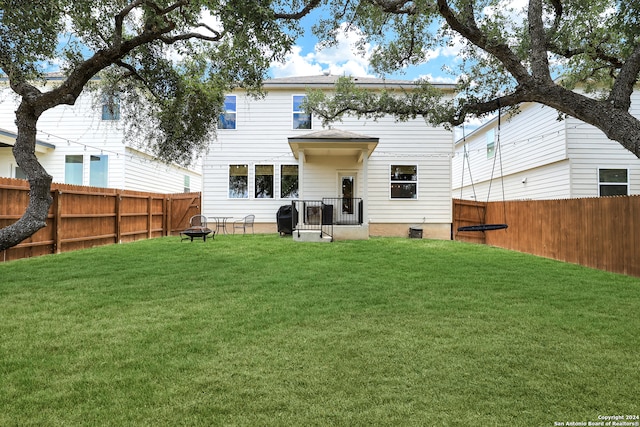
top-left (54, 189), bottom-right (62, 254)
top-left (147, 196), bottom-right (153, 239)
top-left (162, 196), bottom-right (171, 236)
top-left (115, 191), bottom-right (122, 244)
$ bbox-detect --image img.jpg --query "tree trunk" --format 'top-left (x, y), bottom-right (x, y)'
top-left (0, 103), bottom-right (53, 251)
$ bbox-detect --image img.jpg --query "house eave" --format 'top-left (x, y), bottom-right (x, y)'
top-left (288, 129), bottom-right (379, 161)
top-left (0, 128), bottom-right (56, 153)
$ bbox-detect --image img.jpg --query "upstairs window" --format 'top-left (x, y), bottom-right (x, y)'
top-left (219, 95), bottom-right (237, 129)
top-left (390, 165), bottom-right (418, 199)
top-left (486, 128), bottom-right (495, 159)
top-left (292, 95), bottom-right (312, 130)
top-left (101, 94), bottom-right (120, 121)
top-left (599, 169), bottom-right (628, 196)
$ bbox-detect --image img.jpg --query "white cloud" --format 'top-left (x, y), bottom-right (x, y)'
top-left (416, 73), bottom-right (458, 84)
top-left (271, 23), bottom-right (375, 78)
top-left (270, 46), bottom-right (324, 77)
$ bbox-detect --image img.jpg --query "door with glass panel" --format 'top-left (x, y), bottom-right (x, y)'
top-left (338, 172), bottom-right (357, 224)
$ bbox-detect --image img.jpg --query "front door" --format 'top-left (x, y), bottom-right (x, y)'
top-left (338, 172), bottom-right (357, 223)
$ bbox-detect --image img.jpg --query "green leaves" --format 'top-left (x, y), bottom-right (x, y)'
top-left (2, 0), bottom-right (317, 164)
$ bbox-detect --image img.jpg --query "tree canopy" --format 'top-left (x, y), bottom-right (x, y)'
top-left (306, 0), bottom-right (640, 159)
top-left (0, 0), bottom-right (320, 250)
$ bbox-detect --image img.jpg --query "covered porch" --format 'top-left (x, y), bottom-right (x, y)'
top-left (287, 129), bottom-right (378, 241)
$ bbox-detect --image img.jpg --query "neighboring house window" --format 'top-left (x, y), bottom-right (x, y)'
top-left (90, 155), bottom-right (108, 187)
top-left (229, 164), bottom-right (248, 198)
top-left (599, 169), bottom-right (628, 196)
top-left (65, 155), bottom-right (83, 185)
top-left (292, 95), bottom-right (312, 130)
top-left (15, 166), bottom-right (26, 179)
top-left (255, 165), bottom-right (274, 198)
top-left (486, 128), bottom-right (495, 159)
top-left (281, 165), bottom-right (299, 198)
top-left (184, 175), bottom-right (191, 193)
top-left (390, 165), bottom-right (418, 199)
top-left (219, 95), bottom-right (236, 129)
top-left (101, 94), bottom-right (120, 120)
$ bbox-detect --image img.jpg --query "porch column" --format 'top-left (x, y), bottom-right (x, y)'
top-left (298, 149), bottom-right (305, 226)
top-left (362, 148), bottom-right (369, 223)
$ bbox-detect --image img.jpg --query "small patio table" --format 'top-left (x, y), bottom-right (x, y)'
top-left (210, 216), bottom-right (233, 234)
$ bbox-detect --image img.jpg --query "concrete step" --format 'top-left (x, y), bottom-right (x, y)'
top-left (293, 230), bottom-right (333, 243)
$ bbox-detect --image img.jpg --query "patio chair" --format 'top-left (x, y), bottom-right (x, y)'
top-left (233, 214), bottom-right (255, 234)
top-left (181, 214), bottom-right (214, 241)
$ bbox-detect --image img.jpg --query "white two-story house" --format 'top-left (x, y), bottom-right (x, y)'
top-left (453, 98), bottom-right (640, 201)
top-left (202, 75), bottom-right (456, 240)
top-left (0, 74), bottom-right (202, 194)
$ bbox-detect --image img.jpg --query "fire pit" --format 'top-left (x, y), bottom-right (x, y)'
top-left (180, 227), bottom-right (214, 242)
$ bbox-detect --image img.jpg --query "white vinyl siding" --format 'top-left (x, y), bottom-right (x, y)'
top-left (203, 87), bottom-right (454, 225)
top-left (566, 104), bottom-right (640, 197)
top-left (453, 103), bottom-right (570, 201)
top-left (0, 83), bottom-right (201, 192)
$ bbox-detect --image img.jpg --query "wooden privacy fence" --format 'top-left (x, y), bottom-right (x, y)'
top-left (0, 177), bottom-right (201, 262)
top-left (453, 197), bottom-right (640, 277)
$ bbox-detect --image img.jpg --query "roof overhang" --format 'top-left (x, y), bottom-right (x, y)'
top-left (288, 129), bottom-right (379, 163)
top-left (0, 128), bottom-right (55, 153)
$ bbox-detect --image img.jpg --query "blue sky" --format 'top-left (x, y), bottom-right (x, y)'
top-left (268, 12), bottom-right (460, 83)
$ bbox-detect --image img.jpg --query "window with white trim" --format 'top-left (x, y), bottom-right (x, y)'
top-left (486, 128), bottom-right (495, 159)
top-left (89, 155), bottom-right (108, 187)
top-left (390, 165), bottom-right (418, 199)
top-left (229, 164), bottom-right (248, 198)
top-left (184, 175), bottom-right (191, 193)
top-left (292, 95), bottom-right (312, 129)
top-left (219, 95), bottom-right (236, 129)
top-left (65, 155), bottom-right (83, 185)
top-left (255, 165), bottom-right (274, 198)
top-left (281, 165), bottom-right (299, 198)
top-left (101, 94), bottom-right (120, 121)
top-left (599, 168), bottom-right (628, 196)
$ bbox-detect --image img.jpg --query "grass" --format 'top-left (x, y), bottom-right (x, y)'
top-left (1, 235), bottom-right (638, 426)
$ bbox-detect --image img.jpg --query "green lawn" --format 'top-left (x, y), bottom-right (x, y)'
top-left (1, 235), bottom-right (638, 426)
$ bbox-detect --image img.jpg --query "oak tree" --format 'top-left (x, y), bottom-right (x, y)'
top-left (0, 0), bottom-right (320, 250)
top-left (307, 0), bottom-right (640, 159)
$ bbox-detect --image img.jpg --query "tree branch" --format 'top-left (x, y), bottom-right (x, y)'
top-left (452, 91), bottom-right (528, 125)
top-left (274, 0), bottom-right (323, 19)
top-left (114, 0), bottom-right (145, 48)
top-left (369, 0), bottom-right (418, 15)
top-left (436, 0), bottom-right (530, 82)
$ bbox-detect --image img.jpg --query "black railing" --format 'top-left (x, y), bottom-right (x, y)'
top-left (291, 200), bottom-right (333, 238)
top-left (322, 198), bottom-right (363, 225)
top-left (290, 198), bottom-right (363, 238)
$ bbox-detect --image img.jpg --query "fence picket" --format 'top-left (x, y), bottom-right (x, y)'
top-left (0, 177), bottom-right (200, 262)
top-left (454, 197), bottom-right (640, 277)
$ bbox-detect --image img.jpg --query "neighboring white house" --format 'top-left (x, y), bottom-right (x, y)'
top-left (202, 75), bottom-right (456, 240)
top-left (0, 75), bottom-right (202, 194)
top-left (453, 97), bottom-right (640, 201)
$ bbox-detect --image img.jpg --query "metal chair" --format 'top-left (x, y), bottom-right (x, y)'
top-left (180, 214), bottom-right (213, 241)
top-left (190, 215), bottom-right (208, 229)
top-left (233, 214), bottom-right (255, 234)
